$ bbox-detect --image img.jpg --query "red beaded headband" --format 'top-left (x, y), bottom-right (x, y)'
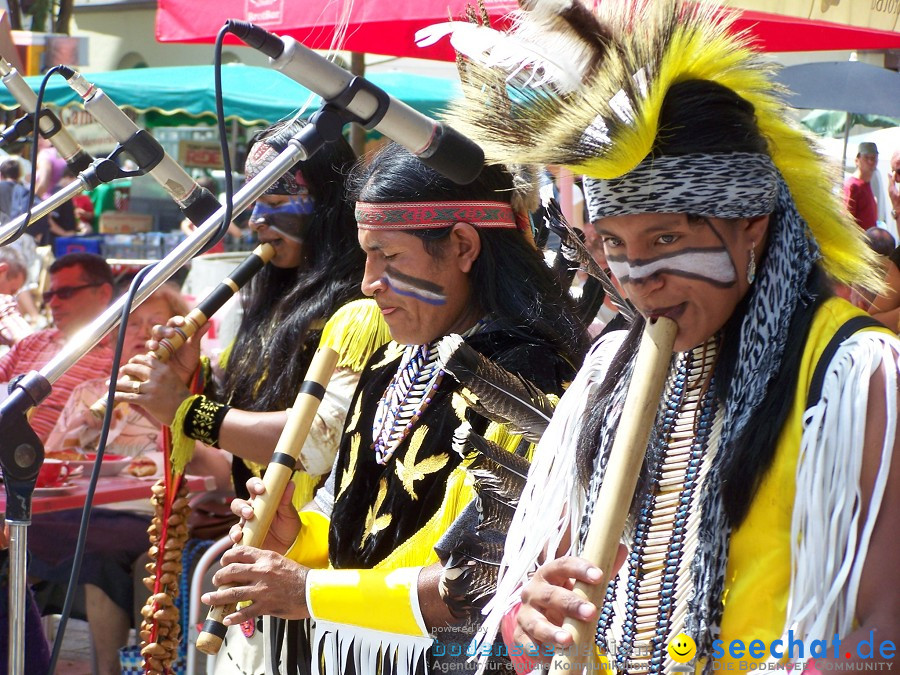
top-left (355, 200), bottom-right (525, 231)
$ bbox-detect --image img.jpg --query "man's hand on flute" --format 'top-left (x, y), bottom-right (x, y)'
top-left (228, 476), bottom-right (300, 554)
top-left (201, 477), bottom-right (309, 625)
top-left (116, 354), bottom-right (191, 426)
top-left (204, 546), bottom-right (311, 625)
top-left (145, 316), bottom-right (207, 384)
top-left (513, 547), bottom-right (627, 668)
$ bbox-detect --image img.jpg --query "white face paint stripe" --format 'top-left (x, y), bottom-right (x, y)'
top-left (608, 248), bottom-right (737, 287)
top-left (383, 270), bottom-right (447, 305)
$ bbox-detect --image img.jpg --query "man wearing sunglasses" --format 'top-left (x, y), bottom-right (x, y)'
top-left (0, 252), bottom-right (114, 441)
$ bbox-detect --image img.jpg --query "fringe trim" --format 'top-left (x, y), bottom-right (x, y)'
top-left (319, 299), bottom-right (391, 373)
top-left (778, 331), bottom-right (898, 650)
top-left (169, 394), bottom-right (200, 475)
top-left (471, 331), bottom-right (627, 673)
top-left (309, 621), bottom-right (433, 675)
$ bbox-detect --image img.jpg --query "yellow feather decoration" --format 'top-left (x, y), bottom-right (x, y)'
top-left (443, 0), bottom-right (880, 290)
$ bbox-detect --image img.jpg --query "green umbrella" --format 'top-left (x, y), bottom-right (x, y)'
top-left (801, 110), bottom-right (900, 138)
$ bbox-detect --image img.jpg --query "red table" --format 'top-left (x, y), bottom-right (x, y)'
top-left (1, 474), bottom-right (217, 515)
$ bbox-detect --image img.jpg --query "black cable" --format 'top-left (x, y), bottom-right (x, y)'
top-left (45, 262), bottom-right (155, 675)
top-left (14, 66), bottom-right (67, 246)
top-left (210, 24), bottom-right (235, 251)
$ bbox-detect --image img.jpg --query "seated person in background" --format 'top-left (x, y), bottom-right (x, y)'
top-left (31, 283), bottom-right (231, 675)
top-left (866, 226), bottom-right (896, 257)
top-left (46, 282), bottom-right (228, 478)
top-left (0, 247), bottom-right (32, 349)
top-left (0, 252), bottom-right (114, 441)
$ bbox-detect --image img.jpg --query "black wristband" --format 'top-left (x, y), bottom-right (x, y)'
top-left (183, 395), bottom-right (231, 448)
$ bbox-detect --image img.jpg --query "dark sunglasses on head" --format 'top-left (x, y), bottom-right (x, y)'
top-left (42, 282), bottom-right (104, 303)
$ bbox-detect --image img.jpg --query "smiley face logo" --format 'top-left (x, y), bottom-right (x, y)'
top-left (667, 633), bottom-right (697, 663)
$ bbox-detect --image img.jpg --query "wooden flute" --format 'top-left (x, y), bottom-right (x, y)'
top-left (90, 242), bottom-right (276, 418)
top-left (194, 345), bottom-right (340, 655)
top-left (549, 317), bottom-right (677, 674)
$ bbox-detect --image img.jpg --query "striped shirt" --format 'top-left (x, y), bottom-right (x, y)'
top-left (0, 329), bottom-right (113, 442)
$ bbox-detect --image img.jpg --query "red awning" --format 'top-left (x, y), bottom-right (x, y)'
top-left (733, 10), bottom-right (900, 52)
top-left (155, 0), bottom-right (900, 60)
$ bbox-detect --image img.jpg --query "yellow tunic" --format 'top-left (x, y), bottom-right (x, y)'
top-left (716, 297), bottom-right (891, 669)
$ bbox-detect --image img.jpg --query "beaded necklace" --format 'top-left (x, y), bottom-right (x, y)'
top-left (593, 338), bottom-right (721, 674)
top-left (372, 343), bottom-right (443, 465)
top-left (371, 320), bottom-right (486, 465)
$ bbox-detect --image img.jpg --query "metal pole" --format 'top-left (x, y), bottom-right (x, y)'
top-left (7, 522), bottom-right (27, 675)
top-left (348, 52), bottom-right (366, 158)
top-left (0, 179), bottom-right (85, 246)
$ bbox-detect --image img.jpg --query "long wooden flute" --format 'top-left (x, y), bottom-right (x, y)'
top-left (90, 242), bottom-right (276, 418)
top-left (549, 317), bottom-right (677, 674)
top-left (194, 345), bottom-right (340, 655)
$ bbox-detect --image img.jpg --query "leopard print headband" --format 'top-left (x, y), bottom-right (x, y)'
top-left (583, 152), bottom-right (778, 222)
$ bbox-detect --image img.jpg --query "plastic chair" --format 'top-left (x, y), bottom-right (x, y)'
top-left (185, 534), bottom-right (231, 675)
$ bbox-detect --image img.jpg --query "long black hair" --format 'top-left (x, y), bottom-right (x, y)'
top-left (349, 143), bottom-right (588, 369)
top-left (576, 80), bottom-right (831, 527)
top-left (222, 119), bottom-right (363, 411)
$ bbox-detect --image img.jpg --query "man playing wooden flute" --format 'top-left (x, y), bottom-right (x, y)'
top-left (203, 143), bottom-right (586, 674)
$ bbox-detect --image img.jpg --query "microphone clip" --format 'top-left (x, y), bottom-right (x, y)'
top-left (0, 109), bottom-right (61, 148)
top-left (326, 76), bottom-right (391, 131)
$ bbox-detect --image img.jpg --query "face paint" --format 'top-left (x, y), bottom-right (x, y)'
top-left (249, 196), bottom-right (315, 242)
top-left (607, 247), bottom-right (737, 288)
top-left (382, 265), bottom-right (447, 306)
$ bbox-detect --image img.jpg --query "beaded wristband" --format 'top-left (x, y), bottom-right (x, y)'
top-left (182, 395), bottom-right (231, 448)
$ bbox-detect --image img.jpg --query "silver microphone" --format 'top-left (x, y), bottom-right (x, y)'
top-left (0, 57), bottom-right (92, 172)
top-left (59, 66), bottom-right (220, 225)
top-left (229, 21), bottom-right (484, 185)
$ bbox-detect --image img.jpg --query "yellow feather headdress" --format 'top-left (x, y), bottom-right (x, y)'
top-left (424, 0), bottom-right (879, 290)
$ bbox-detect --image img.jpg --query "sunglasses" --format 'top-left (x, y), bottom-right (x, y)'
top-left (42, 282), bottom-right (104, 303)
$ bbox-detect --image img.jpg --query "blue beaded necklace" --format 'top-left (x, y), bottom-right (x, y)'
top-left (372, 343), bottom-right (443, 465)
top-left (595, 341), bottom-right (720, 673)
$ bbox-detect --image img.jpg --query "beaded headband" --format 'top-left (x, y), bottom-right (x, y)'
top-left (355, 201), bottom-right (521, 231)
top-left (583, 153), bottom-right (779, 222)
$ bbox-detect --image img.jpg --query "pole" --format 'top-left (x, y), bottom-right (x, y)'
top-left (348, 52), bottom-right (366, 158)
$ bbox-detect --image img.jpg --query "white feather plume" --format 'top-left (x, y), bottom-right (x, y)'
top-left (416, 20), bottom-right (585, 93)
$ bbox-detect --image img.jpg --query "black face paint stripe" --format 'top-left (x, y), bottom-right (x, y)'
top-left (384, 265), bottom-right (446, 295)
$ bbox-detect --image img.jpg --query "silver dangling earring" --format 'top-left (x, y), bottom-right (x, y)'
top-left (747, 243), bottom-right (757, 284)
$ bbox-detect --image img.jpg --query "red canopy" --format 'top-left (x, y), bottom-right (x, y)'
top-left (155, 0), bottom-right (900, 59)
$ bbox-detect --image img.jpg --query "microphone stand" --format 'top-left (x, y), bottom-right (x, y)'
top-left (0, 106), bottom-right (346, 675)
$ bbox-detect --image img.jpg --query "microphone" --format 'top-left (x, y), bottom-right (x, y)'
top-left (228, 22), bottom-right (484, 185)
top-left (0, 57), bottom-right (93, 173)
top-left (58, 67), bottom-right (220, 226)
